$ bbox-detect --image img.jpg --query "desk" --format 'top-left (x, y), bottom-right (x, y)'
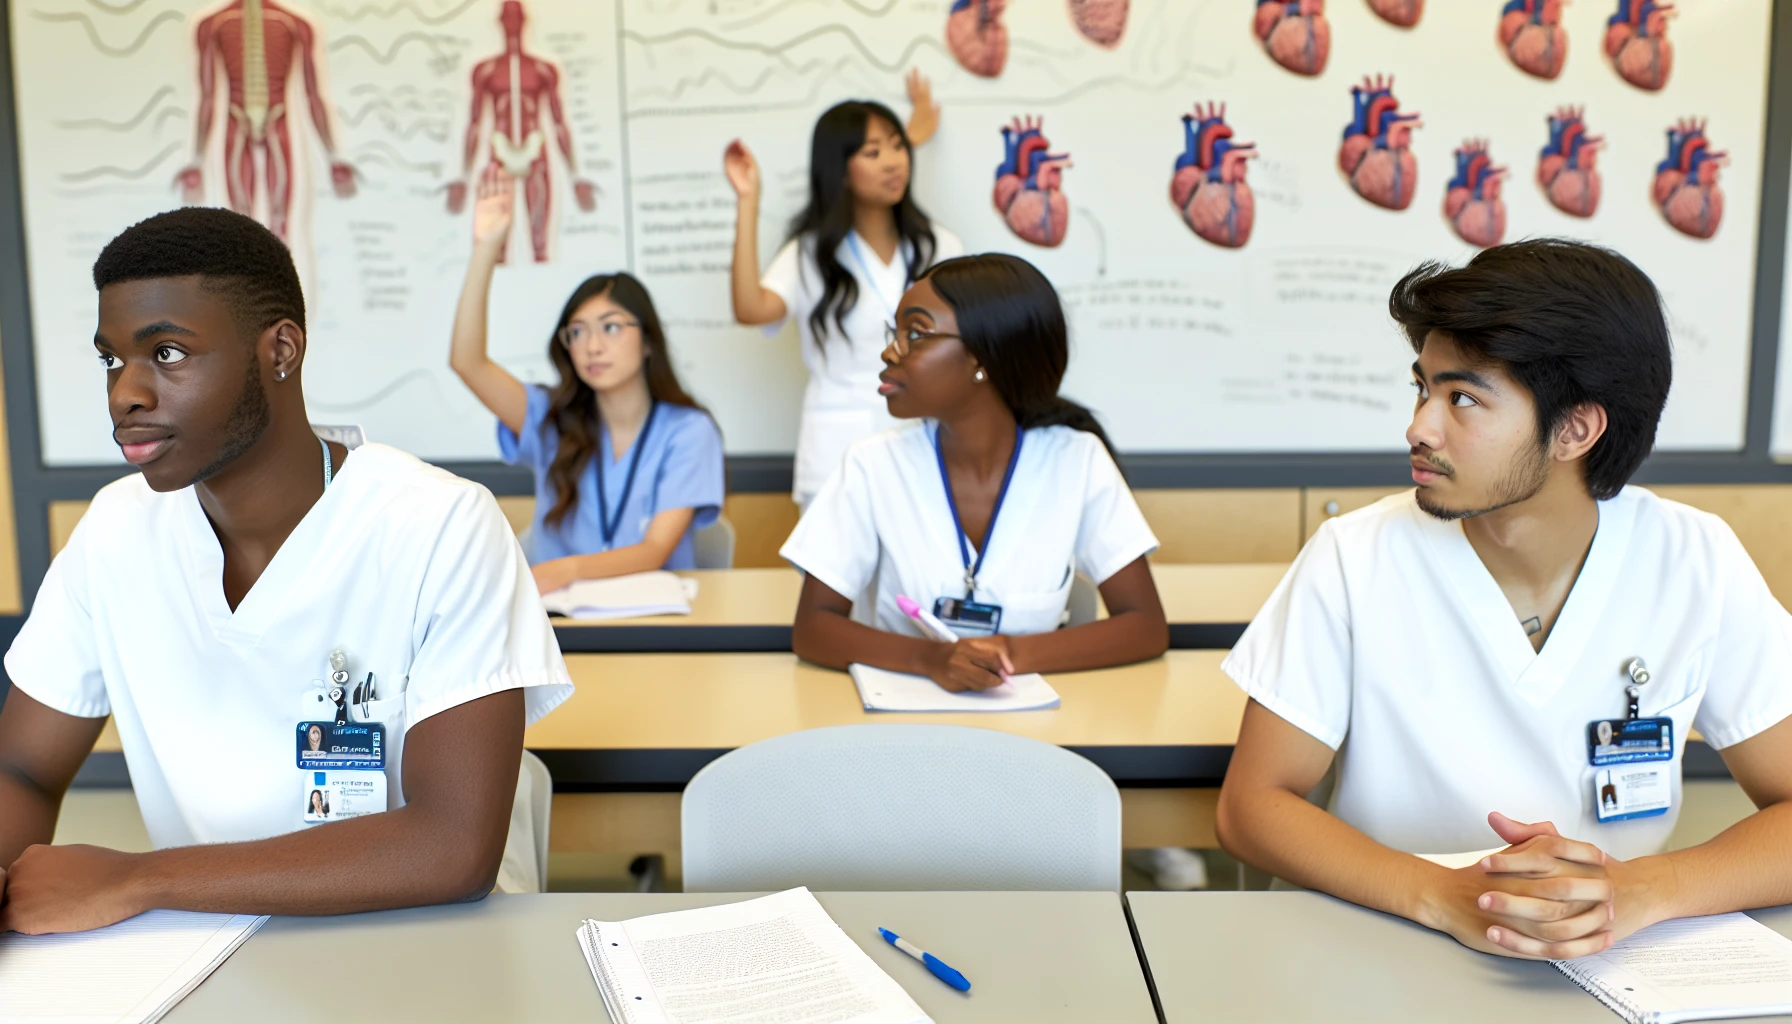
top-left (551, 562), bottom-right (1290, 652)
top-left (1127, 891), bottom-right (1792, 1023)
top-left (166, 891), bottom-right (1158, 1024)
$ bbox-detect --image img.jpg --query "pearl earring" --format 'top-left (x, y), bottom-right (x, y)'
top-left (974, 371), bottom-right (986, 382)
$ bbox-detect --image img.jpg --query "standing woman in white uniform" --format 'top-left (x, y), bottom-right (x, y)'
top-left (781, 254), bottom-right (1169, 693)
top-left (725, 72), bottom-right (964, 508)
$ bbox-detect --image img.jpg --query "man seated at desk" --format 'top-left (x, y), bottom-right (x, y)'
top-left (1217, 239), bottom-right (1792, 959)
top-left (0, 208), bottom-right (572, 933)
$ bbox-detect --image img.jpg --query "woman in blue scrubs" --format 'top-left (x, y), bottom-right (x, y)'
top-left (450, 171), bottom-right (725, 593)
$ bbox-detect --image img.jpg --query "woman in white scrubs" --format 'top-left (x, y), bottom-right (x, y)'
top-left (781, 253), bottom-right (1168, 693)
top-left (725, 72), bottom-right (964, 508)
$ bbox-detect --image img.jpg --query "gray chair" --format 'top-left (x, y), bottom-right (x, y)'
top-left (693, 514), bottom-right (736, 569)
top-left (496, 749), bottom-right (552, 894)
top-left (1066, 572), bottom-right (1100, 627)
top-left (681, 724), bottom-right (1121, 892)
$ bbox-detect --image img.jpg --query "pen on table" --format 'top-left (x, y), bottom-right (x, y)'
top-left (877, 927), bottom-right (971, 992)
top-left (896, 595), bottom-right (960, 643)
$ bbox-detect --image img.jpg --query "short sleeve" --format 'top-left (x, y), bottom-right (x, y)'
top-left (405, 485), bottom-right (573, 728)
top-left (1691, 524), bottom-right (1792, 749)
top-left (1071, 437), bottom-right (1159, 584)
top-left (495, 385), bottom-right (553, 468)
top-left (760, 238), bottom-right (805, 325)
top-left (4, 512), bottom-right (109, 718)
top-left (651, 408), bottom-right (726, 531)
top-left (778, 446), bottom-right (880, 602)
top-left (1220, 521), bottom-right (1355, 750)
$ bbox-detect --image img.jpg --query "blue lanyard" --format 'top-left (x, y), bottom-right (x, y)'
top-left (934, 423), bottom-right (1024, 599)
top-left (845, 232), bottom-right (908, 324)
top-left (594, 401), bottom-right (657, 548)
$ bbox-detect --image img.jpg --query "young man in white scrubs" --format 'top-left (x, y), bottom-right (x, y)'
top-left (0, 208), bottom-right (572, 934)
top-left (1217, 239), bottom-right (1792, 960)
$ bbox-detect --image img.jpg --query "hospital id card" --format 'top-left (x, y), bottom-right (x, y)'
top-left (296, 720), bottom-right (387, 824)
top-left (933, 596), bottom-right (1002, 637)
top-left (296, 721), bottom-right (384, 771)
top-left (302, 769), bottom-right (387, 823)
top-left (1588, 717), bottom-right (1674, 823)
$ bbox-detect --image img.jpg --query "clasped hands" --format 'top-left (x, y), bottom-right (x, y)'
top-left (1423, 811), bottom-right (1667, 960)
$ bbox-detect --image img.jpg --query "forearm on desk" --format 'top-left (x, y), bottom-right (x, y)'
top-left (792, 606), bottom-right (939, 676)
top-left (0, 771), bottom-right (62, 865)
top-left (1635, 801), bottom-right (1792, 922)
top-left (1008, 612), bottom-right (1168, 674)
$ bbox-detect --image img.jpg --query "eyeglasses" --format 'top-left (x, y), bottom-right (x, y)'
top-left (558, 318), bottom-right (641, 350)
top-left (883, 321), bottom-right (962, 358)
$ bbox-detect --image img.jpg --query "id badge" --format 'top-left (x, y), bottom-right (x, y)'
top-left (933, 596), bottom-right (1002, 638)
top-left (296, 720), bottom-right (387, 822)
top-left (1588, 717), bottom-right (1673, 823)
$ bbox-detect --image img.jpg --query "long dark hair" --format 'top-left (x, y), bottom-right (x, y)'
top-left (919, 254), bottom-right (1116, 457)
top-left (788, 100), bottom-right (938, 349)
top-left (540, 273), bottom-right (709, 528)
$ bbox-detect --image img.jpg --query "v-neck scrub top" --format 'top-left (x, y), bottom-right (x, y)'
top-left (4, 443), bottom-right (574, 850)
top-left (498, 385), bottom-right (725, 566)
top-left (1223, 488), bottom-right (1792, 861)
top-left (779, 422), bottom-right (1158, 637)
top-left (761, 226), bottom-right (965, 505)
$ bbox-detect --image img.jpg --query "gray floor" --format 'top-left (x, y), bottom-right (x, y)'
top-left (54, 779), bottom-right (1763, 892)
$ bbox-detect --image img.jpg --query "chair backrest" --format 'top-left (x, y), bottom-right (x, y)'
top-left (681, 724), bottom-right (1121, 892)
top-left (1066, 572), bottom-right (1100, 627)
top-left (693, 514), bottom-right (736, 569)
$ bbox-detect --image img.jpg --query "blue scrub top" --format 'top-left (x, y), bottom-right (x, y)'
top-left (498, 386), bottom-right (725, 567)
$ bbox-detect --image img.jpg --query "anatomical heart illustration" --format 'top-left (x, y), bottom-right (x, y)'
top-left (994, 116), bottom-right (1072, 248)
top-left (1653, 119), bottom-right (1724, 239)
top-left (1606, 0), bottom-right (1673, 91)
top-left (1444, 140), bottom-right (1507, 248)
top-left (948, 0), bottom-right (1009, 78)
top-left (1068, 0), bottom-right (1129, 46)
top-left (1500, 0), bottom-right (1568, 80)
top-left (1538, 107), bottom-right (1602, 218)
top-left (1366, 0), bottom-right (1422, 27)
top-left (1255, 0), bottom-right (1330, 77)
top-left (1170, 103), bottom-right (1256, 249)
top-left (1339, 75), bottom-right (1420, 211)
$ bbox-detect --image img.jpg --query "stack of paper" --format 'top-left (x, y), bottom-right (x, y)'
top-left (847, 664), bottom-right (1061, 712)
top-left (542, 571), bottom-right (697, 620)
top-left (1554, 912), bottom-right (1792, 1023)
top-left (0, 910), bottom-right (267, 1024)
top-left (577, 887), bottom-right (932, 1024)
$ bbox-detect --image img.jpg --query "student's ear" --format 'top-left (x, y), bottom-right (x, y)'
top-left (1552, 402), bottom-right (1608, 463)
top-left (267, 321), bottom-right (305, 384)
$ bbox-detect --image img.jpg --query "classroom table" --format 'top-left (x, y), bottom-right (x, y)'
top-left (165, 890), bottom-right (1159, 1023)
top-left (550, 562), bottom-right (1291, 652)
top-left (1127, 890), bottom-right (1792, 1023)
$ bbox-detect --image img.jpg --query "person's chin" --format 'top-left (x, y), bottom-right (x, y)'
top-left (1413, 483), bottom-right (1475, 521)
top-left (132, 452), bottom-right (195, 492)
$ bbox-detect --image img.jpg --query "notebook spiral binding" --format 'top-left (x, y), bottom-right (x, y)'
top-left (1555, 961), bottom-right (1658, 1024)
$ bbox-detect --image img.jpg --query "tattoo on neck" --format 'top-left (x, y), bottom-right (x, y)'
top-left (1522, 616), bottom-right (1543, 637)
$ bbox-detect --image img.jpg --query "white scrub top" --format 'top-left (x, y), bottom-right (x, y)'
top-left (1224, 487), bottom-right (1792, 861)
top-left (761, 225), bottom-right (965, 505)
top-left (5, 443), bottom-right (573, 850)
top-left (779, 422), bottom-right (1158, 636)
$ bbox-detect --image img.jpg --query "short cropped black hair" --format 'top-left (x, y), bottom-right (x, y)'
top-left (1389, 238), bottom-right (1671, 500)
top-left (92, 207), bottom-right (305, 337)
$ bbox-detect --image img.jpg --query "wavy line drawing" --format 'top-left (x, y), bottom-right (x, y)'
top-left (28, 9), bottom-right (184, 58)
top-left (53, 85), bottom-right (178, 131)
top-left (317, 0), bottom-right (480, 25)
top-left (329, 32), bottom-right (458, 65)
top-left (629, 58), bottom-right (838, 105)
top-left (57, 141), bottom-right (182, 182)
top-left (76, 0), bottom-right (156, 15)
top-left (349, 141), bottom-right (442, 176)
top-left (345, 115), bottom-right (449, 142)
top-left (347, 83), bottom-right (456, 101)
top-left (305, 368), bottom-right (440, 413)
top-left (719, 0), bottom-right (899, 32)
top-left (624, 25), bottom-right (945, 75)
top-left (339, 97), bottom-right (452, 125)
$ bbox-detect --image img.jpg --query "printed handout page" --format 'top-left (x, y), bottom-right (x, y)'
top-left (0, 910), bottom-right (267, 1024)
top-left (847, 664), bottom-right (1060, 712)
top-left (1554, 912), bottom-right (1792, 1023)
top-left (577, 887), bottom-right (931, 1024)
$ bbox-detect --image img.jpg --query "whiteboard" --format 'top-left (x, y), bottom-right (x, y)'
top-left (10, 0), bottom-right (1773, 466)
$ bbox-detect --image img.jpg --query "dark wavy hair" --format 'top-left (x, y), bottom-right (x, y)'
top-left (919, 253), bottom-right (1115, 457)
top-left (540, 273), bottom-right (709, 528)
top-left (788, 100), bottom-right (938, 350)
top-left (1388, 238), bottom-right (1671, 500)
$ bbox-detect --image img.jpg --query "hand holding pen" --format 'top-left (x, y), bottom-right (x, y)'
top-left (898, 596), bottom-right (1014, 693)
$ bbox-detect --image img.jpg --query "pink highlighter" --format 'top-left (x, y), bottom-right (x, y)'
top-left (897, 595), bottom-right (961, 643)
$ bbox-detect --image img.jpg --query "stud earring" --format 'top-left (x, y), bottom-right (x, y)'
top-left (276, 371), bottom-right (287, 381)
top-left (974, 370), bottom-right (986, 382)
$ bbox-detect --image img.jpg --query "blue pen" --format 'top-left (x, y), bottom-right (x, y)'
top-left (877, 927), bottom-right (971, 992)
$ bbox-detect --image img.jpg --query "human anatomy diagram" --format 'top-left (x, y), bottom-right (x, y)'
top-left (1339, 75), bottom-right (1420, 211)
top-left (1607, 0), bottom-right (1674, 91)
top-left (1170, 103), bottom-right (1256, 249)
top-left (1538, 107), bottom-right (1602, 218)
top-left (947, 0), bottom-right (1009, 77)
top-left (1500, 0), bottom-right (1568, 80)
top-left (444, 0), bottom-right (595, 263)
top-left (1444, 139), bottom-right (1507, 248)
top-left (1255, 0), bottom-right (1330, 77)
top-left (175, 0), bottom-right (356, 241)
top-left (1654, 118), bottom-right (1723, 239)
top-left (993, 117), bottom-right (1072, 248)
top-left (1366, 0), bottom-right (1422, 28)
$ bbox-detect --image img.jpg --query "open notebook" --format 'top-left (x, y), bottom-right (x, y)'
top-left (847, 664), bottom-right (1061, 712)
top-left (1555, 913), bottom-right (1792, 1023)
top-left (576, 887), bottom-right (932, 1024)
top-left (542, 571), bottom-right (697, 620)
top-left (0, 910), bottom-right (266, 1024)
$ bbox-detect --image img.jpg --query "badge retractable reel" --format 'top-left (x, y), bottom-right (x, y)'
top-left (295, 646), bottom-right (388, 825)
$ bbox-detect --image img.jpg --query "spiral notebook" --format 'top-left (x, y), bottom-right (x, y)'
top-left (847, 664), bottom-right (1061, 712)
top-left (576, 888), bottom-right (931, 1024)
top-left (1554, 913), bottom-right (1792, 1023)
